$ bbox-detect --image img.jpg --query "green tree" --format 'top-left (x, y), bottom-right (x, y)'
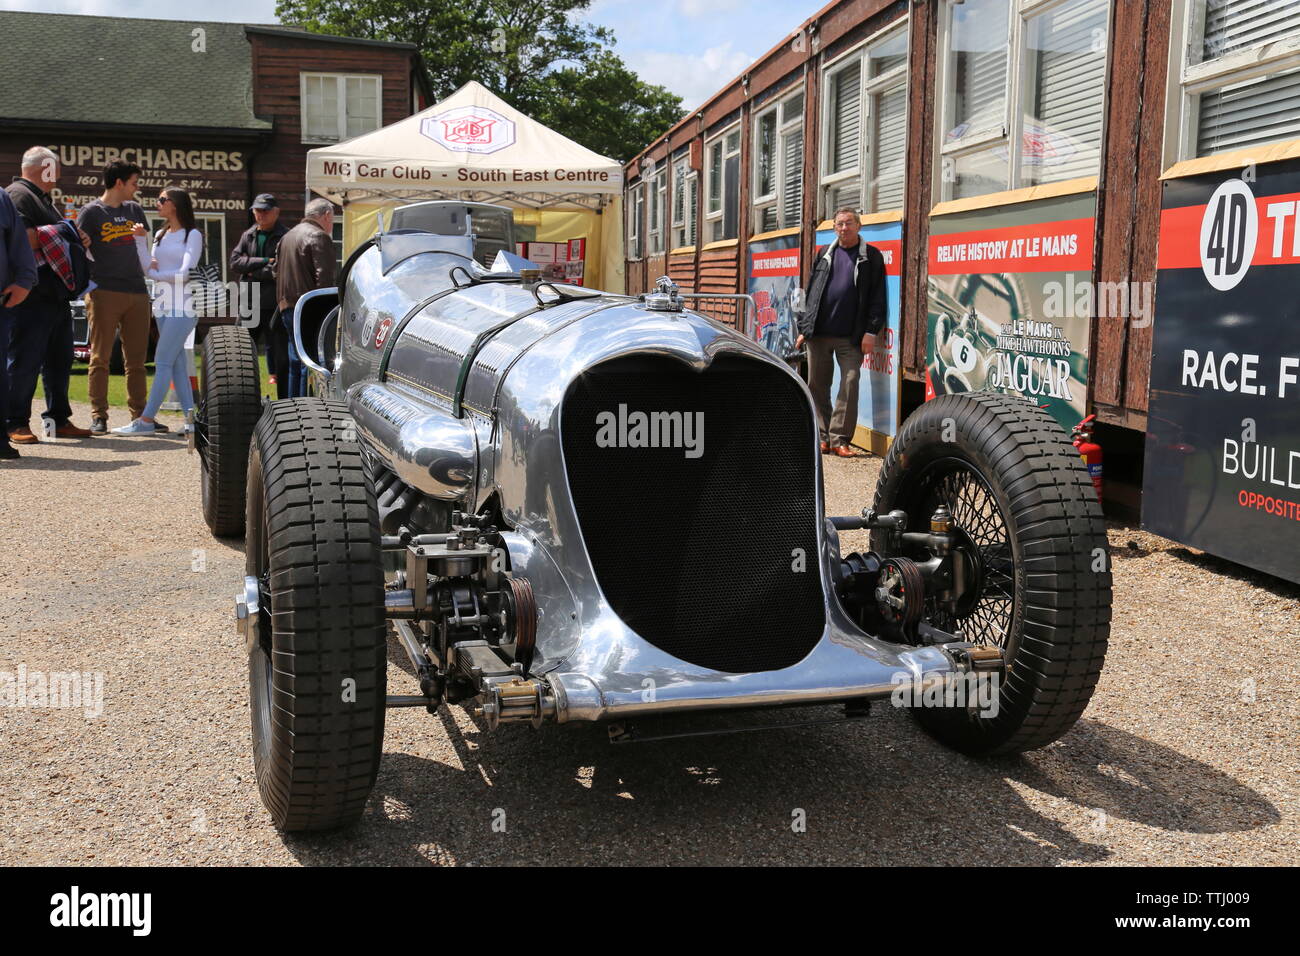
top-left (275, 0), bottom-right (684, 161)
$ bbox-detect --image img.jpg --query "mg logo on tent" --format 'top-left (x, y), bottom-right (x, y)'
top-left (421, 106), bottom-right (515, 154)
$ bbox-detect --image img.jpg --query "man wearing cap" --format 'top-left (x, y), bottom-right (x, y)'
top-left (230, 193), bottom-right (287, 393)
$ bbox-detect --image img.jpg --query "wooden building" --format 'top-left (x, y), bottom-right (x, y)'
top-left (0, 12), bottom-right (429, 282)
top-left (622, 0), bottom-right (1300, 494)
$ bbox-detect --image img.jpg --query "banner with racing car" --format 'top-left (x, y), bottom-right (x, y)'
top-left (1142, 160), bottom-right (1300, 584)
top-left (925, 193), bottom-right (1095, 432)
top-left (747, 230), bottom-right (802, 365)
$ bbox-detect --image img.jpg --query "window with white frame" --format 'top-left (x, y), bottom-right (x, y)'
top-left (936, 0), bottom-right (1110, 201)
top-left (820, 22), bottom-right (909, 218)
top-left (626, 182), bottom-right (645, 259)
top-left (647, 163), bottom-right (668, 255)
top-left (671, 156), bottom-right (698, 249)
top-left (301, 73), bottom-right (383, 144)
top-left (1167, 0), bottom-right (1300, 162)
top-left (705, 126), bottom-right (741, 242)
top-left (753, 89), bottom-right (805, 233)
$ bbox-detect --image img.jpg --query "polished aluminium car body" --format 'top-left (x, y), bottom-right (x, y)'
top-left (294, 226), bottom-right (981, 728)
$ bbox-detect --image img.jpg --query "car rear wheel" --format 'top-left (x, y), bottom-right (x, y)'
top-left (872, 392), bottom-right (1111, 755)
top-left (246, 398), bottom-right (387, 831)
top-left (199, 326), bottom-right (262, 537)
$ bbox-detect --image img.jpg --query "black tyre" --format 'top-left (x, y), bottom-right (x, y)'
top-left (246, 399), bottom-right (387, 831)
top-left (872, 392), bottom-right (1111, 755)
top-left (200, 326), bottom-right (262, 537)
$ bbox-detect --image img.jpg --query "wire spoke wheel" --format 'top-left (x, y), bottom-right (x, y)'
top-left (915, 459), bottom-right (1018, 656)
top-left (870, 393), bottom-right (1111, 755)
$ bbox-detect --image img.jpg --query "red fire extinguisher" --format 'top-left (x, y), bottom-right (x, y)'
top-left (1072, 413), bottom-right (1103, 502)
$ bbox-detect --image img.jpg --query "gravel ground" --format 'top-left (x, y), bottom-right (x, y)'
top-left (0, 401), bottom-right (1295, 866)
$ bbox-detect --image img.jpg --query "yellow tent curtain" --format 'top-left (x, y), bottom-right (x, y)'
top-left (341, 198), bottom-right (625, 293)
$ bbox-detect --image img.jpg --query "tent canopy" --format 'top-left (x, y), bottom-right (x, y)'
top-left (306, 81), bottom-right (622, 210)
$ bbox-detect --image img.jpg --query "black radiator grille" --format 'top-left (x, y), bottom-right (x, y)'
top-left (561, 354), bottom-right (824, 673)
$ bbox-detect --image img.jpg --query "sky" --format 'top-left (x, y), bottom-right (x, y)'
top-left (0, 0), bottom-right (828, 110)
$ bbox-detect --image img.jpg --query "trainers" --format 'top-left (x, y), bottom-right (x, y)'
top-left (153, 421), bottom-right (170, 433)
top-left (90, 417), bottom-right (108, 435)
top-left (0, 444), bottom-right (19, 460)
top-left (113, 418), bottom-right (157, 435)
top-left (7, 426), bottom-right (38, 445)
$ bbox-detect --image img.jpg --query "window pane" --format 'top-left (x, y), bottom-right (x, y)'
top-left (758, 112), bottom-right (777, 196)
top-left (673, 167), bottom-right (685, 225)
top-left (760, 205), bottom-right (779, 232)
top-left (827, 179), bottom-right (861, 217)
top-left (870, 85), bottom-right (907, 211)
top-left (1022, 0), bottom-right (1108, 186)
top-left (304, 75), bottom-right (339, 140)
top-left (708, 142), bottom-right (722, 212)
top-left (947, 0), bottom-right (1009, 142)
top-left (784, 93), bottom-right (804, 121)
top-left (688, 176), bottom-right (698, 246)
top-left (726, 130), bottom-right (740, 154)
top-left (1202, 0), bottom-right (1300, 61)
top-left (782, 127), bottom-right (804, 228)
top-left (951, 146), bottom-right (1009, 200)
top-left (868, 26), bottom-right (908, 78)
top-left (345, 76), bottom-right (378, 138)
top-left (828, 63), bottom-right (861, 173)
top-left (1198, 66), bottom-right (1300, 154)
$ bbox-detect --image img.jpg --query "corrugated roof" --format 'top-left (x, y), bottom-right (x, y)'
top-left (0, 11), bottom-right (272, 131)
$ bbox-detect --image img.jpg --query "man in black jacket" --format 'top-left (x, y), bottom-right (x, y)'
top-left (230, 193), bottom-right (287, 369)
top-left (796, 208), bottom-right (886, 457)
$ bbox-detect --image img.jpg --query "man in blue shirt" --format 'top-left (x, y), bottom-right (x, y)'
top-left (1, 187), bottom-right (38, 459)
top-left (796, 208), bottom-right (887, 457)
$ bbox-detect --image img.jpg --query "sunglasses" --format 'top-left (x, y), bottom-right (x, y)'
top-left (157, 196), bottom-right (171, 205)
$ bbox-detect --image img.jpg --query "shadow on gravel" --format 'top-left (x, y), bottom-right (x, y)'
top-left (4, 455), bottom-right (141, 472)
top-left (1107, 537), bottom-right (1299, 598)
top-left (273, 703), bottom-right (1279, 866)
top-left (1165, 548), bottom-right (1300, 598)
top-left (103, 437), bottom-right (188, 451)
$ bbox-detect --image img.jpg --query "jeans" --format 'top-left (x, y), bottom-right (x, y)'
top-left (5, 294), bottom-right (72, 430)
top-left (283, 308), bottom-right (306, 398)
top-left (142, 311), bottom-right (198, 420)
top-left (42, 297), bottom-right (73, 426)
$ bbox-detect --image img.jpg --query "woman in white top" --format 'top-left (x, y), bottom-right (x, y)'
top-left (115, 186), bottom-right (204, 434)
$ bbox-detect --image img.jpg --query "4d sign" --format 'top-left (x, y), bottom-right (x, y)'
top-left (421, 106), bottom-right (516, 155)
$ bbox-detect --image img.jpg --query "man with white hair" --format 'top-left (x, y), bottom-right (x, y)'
top-left (5, 146), bottom-right (94, 441)
top-left (275, 198), bottom-right (336, 398)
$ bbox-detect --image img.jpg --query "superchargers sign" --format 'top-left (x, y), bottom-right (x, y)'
top-left (1143, 161), bottom-right (1300, 582)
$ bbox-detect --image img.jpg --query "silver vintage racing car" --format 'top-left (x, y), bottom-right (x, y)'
top-left (194, 202), bottom-right (1111, 831)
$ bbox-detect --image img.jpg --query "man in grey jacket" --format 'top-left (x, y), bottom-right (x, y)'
top-left (795, 208), bottom-right (887, 457)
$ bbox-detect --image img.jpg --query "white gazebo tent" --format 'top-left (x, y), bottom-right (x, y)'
top-left (306, 81), bottom-right (624, 291)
